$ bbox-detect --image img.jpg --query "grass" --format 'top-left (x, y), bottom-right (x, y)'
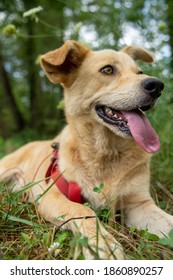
top-left (0, 183), bottom-right (72, 260)
top-left (0, 69), bottom-right (173, 260)
top-left (0, 179), bottom-right (173, 260)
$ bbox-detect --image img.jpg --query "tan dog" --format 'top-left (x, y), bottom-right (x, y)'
top-left (0, 40), bottom-right (173, 259)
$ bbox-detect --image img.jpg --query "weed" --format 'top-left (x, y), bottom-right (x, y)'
top-left (159, 230), bottom-right (173, 249)
top-left (93, 183), bottom-right (104, 194)
top-left (0, 178), bottom-right (173, 260)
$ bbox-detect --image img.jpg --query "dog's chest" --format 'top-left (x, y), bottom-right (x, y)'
top-left (74, 155), bottom-right (148, 208)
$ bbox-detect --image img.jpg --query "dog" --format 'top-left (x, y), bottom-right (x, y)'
top-left (0, 40), bottom-right (173, 259)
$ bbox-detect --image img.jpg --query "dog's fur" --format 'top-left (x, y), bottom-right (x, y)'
top-left (0, 40), bottom-right (173, 259)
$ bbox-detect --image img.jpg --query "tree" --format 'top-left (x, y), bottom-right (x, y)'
top-left (166, 0), bottom-right (173, 71)
top-left (0, 0), bottom-right (67, 136)
top-left (0, 48), bottom-right (25, 132)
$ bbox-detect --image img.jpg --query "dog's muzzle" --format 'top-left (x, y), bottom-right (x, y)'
top-left (95, 77), bottom-right (164, 154)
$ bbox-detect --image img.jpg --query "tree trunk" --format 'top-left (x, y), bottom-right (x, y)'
top-left (166, 0), bottom-right (173, 71)
top-left (23, 0), bottom-right (39, 127)
top-left (0, 50), bottom-right (25, 131)
top-left (25, 20), bottom-right (38, 126)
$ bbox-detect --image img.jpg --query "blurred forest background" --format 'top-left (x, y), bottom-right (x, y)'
top-left (0, 0), bottom-right (173, 187)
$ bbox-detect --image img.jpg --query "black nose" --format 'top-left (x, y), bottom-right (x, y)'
top-left (141, 78), bottom-right (164, 98)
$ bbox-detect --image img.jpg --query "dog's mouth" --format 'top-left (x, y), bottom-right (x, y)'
top-left (95, 105), bottom-right (160, 154)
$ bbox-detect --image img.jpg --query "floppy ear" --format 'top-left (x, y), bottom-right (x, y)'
top-left (40, 40), bottom-right (89, 84)
top-left (121, 45), bottom-right (153, 62)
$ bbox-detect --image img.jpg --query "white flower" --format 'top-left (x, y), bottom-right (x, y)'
top-left (48, 242), bottom-right (61, 257)
top-left (23, 6), bottom-right (43, 18)
top-left (48, 242), bottom-right (60, 252)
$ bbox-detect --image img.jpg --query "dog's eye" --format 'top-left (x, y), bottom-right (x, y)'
top-left (100, 65), bottom-right (115, 75)
top-left (138, 70), bottom-right (143, 75)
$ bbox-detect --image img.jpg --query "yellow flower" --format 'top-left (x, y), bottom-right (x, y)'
top-left (3, 24), bottom-right (16, 36)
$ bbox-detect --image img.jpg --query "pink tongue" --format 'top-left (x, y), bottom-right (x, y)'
top-left (122, 110), bottom-right (160, 153)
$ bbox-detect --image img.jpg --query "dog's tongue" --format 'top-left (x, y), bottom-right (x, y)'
top-left (122, 110), bottom-right (160, 153)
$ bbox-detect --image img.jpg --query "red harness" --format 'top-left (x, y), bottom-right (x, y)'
top-left (45, 142), bottom-right (84, 204)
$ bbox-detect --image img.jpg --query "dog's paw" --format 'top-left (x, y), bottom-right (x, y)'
top-left (92, 238), bottom-right (125, 260)
top-left (126, 204), bottom-right (173, 238)
top-left (77, 233), bottom-right (125, 260)
top-left (151, 215), bottom-right (173, 238)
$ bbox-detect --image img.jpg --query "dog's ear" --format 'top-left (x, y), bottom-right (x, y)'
top-left (121, 46), bottom-right (153, 62)
top-left (40, 40), bottom-right (89, 84)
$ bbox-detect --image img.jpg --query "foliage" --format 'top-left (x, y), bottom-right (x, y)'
top-left (93, 182), bottom-right (104, 194)
top-left (159, 230), bottom-right (173, 249)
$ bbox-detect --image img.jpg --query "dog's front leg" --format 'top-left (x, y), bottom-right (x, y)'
top-left (124, 193), bottom-right (173, 237)
top-left (38, 187), bottom-right (124, 260)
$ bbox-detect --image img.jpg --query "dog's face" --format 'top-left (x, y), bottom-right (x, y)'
top-left (41, 41), bottom-right (164, 153)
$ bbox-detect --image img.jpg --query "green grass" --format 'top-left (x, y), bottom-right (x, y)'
top-left (0, 183), bottom-right (72, 260)
top-left (0, 181), bottom-right (173, 260)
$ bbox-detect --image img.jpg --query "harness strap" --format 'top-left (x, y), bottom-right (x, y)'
top-left (45, 142), bottom-right (84, 204)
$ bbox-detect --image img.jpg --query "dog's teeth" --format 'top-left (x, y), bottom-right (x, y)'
top-left (105, 107), bottom-right (110, 113)
top-left (113, 114), bottom-right (118, 118)
top-left (105, 107), bottom-right (113, 116)
top-left (118, 117), bottom-right (122, 120)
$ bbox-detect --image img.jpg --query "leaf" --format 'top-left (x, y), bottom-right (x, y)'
top-left (57, 231), bottom-right (70, 244)
top-left (57, 99), bottom-right (65, 110)
top-left (83, 202), bottom-right (91, 208)
top-left (139, 229), bottom-right (147, 237)
top-left (93, 187), bottom-right (100, 193)
top-left (73, 22), bottom-right (82, 33)
top-left (159, 237), bottom-right (169, 246)
top-left (99, 183), bottom-right (104, 191)
top-left (159, 229), bottom-right (173, 249)
top-left (148, 233), bottom-right (159, 241)
top-left (130, 227), bottom-right (137, 233)
top-left (21, 232), bottom-right (31, 245)
top-left (93, 183), bottom-right (104, 193)
top-left (0, 212), bottom-right (39, 227)
top-left (169, 229), bottom-right (173, 240)
top-left (139, 229), bottom-right (159, 241)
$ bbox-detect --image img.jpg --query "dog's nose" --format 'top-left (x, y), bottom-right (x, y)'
top-left (141, 78), bottom-right (164, 98)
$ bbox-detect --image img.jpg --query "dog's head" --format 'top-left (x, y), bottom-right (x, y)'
top-left (41, 40), bottom-right (164, 154)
